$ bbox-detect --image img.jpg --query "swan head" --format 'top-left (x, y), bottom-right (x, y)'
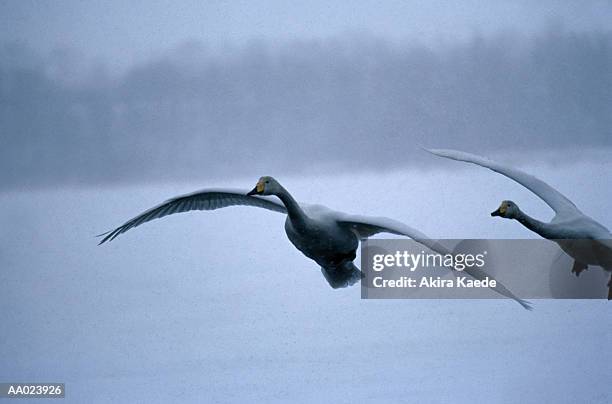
top-left (247, 176), bottom-right (281, 196)
top-left (491, 200), bottom-right (519, 219)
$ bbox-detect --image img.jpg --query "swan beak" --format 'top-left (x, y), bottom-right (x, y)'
top-left (491, 202), bottom-right (507, 217)
top-left (247, 181), bottom-right (264, 196)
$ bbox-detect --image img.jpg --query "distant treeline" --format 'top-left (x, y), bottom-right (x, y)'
top-left (1, 28), bottom-right (611, 189)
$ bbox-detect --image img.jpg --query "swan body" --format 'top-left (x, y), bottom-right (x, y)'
top-left (98, 176), bottom-right (530, 308)
top-left (426, 148), bottom-right (612, 299)
top-left (283, 204), bottom-right (358, 267)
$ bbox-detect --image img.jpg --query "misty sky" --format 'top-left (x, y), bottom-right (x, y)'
top-left (2, 0), bottom-right (612, 71)
top-left (1, 1), bottom-right (611, 189)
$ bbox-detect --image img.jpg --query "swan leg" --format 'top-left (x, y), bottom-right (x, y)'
top-left (571, 260), bottom-right (588, 277)
top-left (607, 274), bottom-right (612, 301)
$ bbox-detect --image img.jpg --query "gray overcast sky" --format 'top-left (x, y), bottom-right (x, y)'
top-left (2, 0), bottom-right (612, 71)
top-left (1, 1), bottom-right (611, 189)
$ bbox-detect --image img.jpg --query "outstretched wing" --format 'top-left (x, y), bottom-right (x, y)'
top-left (425, 148), bottom-right (581, 220)
top-left (336, 214), bottom-right (452, 255)
top-left (98, 188), bottom-right (287, 244)
top-left (336, 214), bottom-right (532, 309)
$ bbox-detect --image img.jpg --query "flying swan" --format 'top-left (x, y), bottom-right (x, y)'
top-left (426, 148), bottom-right (612, 299)
top-left (98, 176), bottom-right (529, 308)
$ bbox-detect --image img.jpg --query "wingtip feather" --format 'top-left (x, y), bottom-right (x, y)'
top-left (518, 299), bottom-right (533, 311)
top-left (423, 147), bottom-right (453, 157)
top-left (96, 230), bottom-right (117, 245)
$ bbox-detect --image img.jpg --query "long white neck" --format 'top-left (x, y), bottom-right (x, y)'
top-left (515, 209), bottom-right (552, 239)
top-left (274, 185), bottom-right (307, 229)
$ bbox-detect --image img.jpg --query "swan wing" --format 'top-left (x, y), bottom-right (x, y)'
top-left (425, 148), bottom-right (581, 219)
top-left (335, 214), bottom-right (452, 255)
top-left (98, 189), bottom-right (286, 244)
top-left (336, 214), bottom-right (531, 309)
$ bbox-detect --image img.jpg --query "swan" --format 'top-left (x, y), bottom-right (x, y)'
top-left (426, 148), bottom-right (612, 299)
top-left (97, 176), bottom-right (530, 308)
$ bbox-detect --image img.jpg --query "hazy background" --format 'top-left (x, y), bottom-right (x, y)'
top-left (1, 1), bottom-right (611, 189)
top-left (1, 1), bottom-right (611, 403)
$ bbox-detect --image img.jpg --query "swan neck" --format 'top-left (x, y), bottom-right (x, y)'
top-left (516, 210), bottom-right (550, 238)
top-left (275, 186), bottom-right (307, 225)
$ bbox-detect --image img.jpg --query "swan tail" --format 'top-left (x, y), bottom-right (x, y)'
top-left (321, 261), bottom-right (362, 289)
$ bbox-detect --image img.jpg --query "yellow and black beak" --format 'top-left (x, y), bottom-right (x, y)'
top-left (491, 203), bottom-right (506, 217)
top-left (247, 181), bottom-right (265, 196)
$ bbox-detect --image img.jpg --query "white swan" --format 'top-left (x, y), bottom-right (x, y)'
top-left (426, 148), bottom-right (612, 299)
top-left (98, 176), bottom-right (530, 308)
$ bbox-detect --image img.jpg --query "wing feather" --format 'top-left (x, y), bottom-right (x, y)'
top-left (98, 188), bottom-right (286, 244)
top-left (336, 214), bottom-right (452, 255)
top-left (336, 214), bottom-right (531, 309)
top-left (425, 148), bottom-right (581, 219)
